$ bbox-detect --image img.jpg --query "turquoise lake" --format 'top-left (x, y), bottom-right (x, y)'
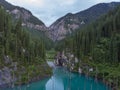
top-left (4, 67), bottom-right (110, 90)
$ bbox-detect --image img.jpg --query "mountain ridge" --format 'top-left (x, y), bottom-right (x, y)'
top-left (0, 0), bottom-right (120, 41)
top-left (0, 0), bottom-right (47, 31)
top-left (48, 2), bottom-right (120, 41)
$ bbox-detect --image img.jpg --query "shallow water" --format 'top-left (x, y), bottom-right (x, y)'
top-left (4, 66), bottom-right (110, 90)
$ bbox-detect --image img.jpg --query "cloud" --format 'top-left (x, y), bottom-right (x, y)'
top-left (6, 0), bottom-right (45, 9)
top-left (59, 0), bottom-right (77, 6)
top-left (6, 0), bottom-right (120, 26)
top-left (92, 0), bottom-right (120, 3)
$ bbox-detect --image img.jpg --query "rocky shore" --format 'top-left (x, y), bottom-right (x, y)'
top-left (0, 55), bottom-right (52, 89)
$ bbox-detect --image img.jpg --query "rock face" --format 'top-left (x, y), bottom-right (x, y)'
top-left (48, 2), bottom-right (120, 41)
top-left (0, 56), bottom-right (17, 87)
top-left (0, 0), bottom-right (47, 31)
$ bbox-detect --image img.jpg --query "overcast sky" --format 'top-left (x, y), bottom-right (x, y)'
top-left (6, 0), bottom-right (120, 26)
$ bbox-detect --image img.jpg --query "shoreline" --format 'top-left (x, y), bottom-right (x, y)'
top-left (0, 71), bottom-right (51, 89)
top-left (71, 69), bottom-right (116, 90)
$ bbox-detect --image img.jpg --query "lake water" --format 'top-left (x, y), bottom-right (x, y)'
top-left (4, 66), bottom-right (110, 90)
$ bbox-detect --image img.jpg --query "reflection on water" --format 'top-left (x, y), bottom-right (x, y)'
top-left (46, 76), bottom-right (64, 90)
top-left (4, 65), bottom-right (110, 90)
top-left (45, 67), bottom-right (110, 90)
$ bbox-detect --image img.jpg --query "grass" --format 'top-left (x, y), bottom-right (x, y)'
top-left (46, 48), bottom-right (56, 61)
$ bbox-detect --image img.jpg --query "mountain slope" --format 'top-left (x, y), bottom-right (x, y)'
top-left (0, 0), bottom-right (47, 31)
top-left (48, 2), bottom-right (120, 41)
top-left (0, 0), bottom-right (54, 49)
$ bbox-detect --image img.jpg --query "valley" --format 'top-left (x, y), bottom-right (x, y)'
top-left (0, 0), bottom-right (120, 90)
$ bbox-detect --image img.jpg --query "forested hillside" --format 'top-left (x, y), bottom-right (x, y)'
top-left (0, 0), bottom-right (54, 50)
top-left (26, 28), bottom-right (53, 50)
top-left (55, 6), bottom-right (120, 89)
top-left (0, 5), bottom-right (51, 86)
